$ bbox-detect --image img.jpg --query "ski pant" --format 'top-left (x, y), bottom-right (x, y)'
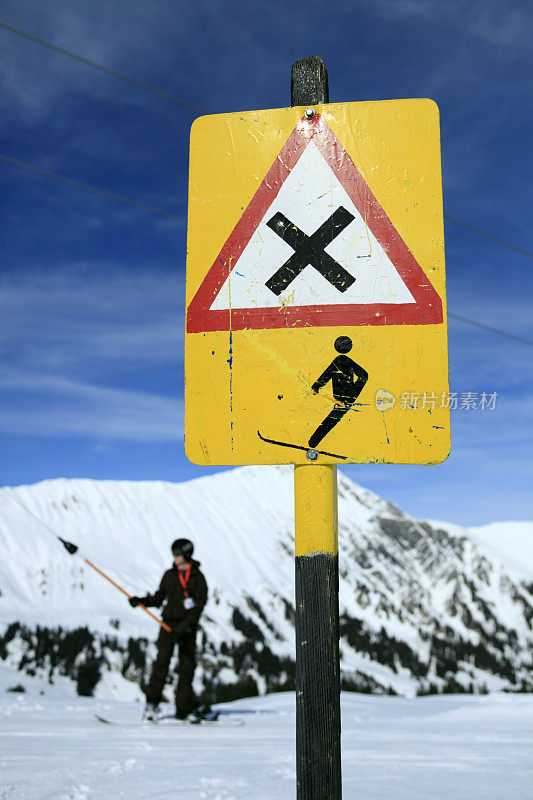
top-left (145, 627), bottom-right (197, 717)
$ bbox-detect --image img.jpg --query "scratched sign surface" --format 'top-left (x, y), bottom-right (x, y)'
top-left (185, 99), bottom-right (450, 465)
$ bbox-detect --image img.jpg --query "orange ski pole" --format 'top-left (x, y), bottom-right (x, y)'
top-left (84, 558), bottom-right (172, 632)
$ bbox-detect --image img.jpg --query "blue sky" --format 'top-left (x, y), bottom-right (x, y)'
top-left (1, 0), bottom-right (532, 525)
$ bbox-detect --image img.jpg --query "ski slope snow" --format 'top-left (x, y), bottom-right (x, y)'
top-left (1, 674), bottom-right (532, 800)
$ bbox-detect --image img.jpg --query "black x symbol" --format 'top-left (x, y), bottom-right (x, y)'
top-left (265, 207), bottom-right (356, 296)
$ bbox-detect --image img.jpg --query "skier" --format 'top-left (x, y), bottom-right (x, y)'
top-left (308, 336), bottom-right (368, 448)
top-left (128, 538), bottom-right (215, 722)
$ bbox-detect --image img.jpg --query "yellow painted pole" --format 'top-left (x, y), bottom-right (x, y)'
top-left (294, 463), bottom-right (341, 799)
top-left (294, 464), bottom-right (338, 557)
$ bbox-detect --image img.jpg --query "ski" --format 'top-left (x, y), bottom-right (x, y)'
top-left (94, 713), bottom-right (243, 727)
top-left (257, 430), bottom-right (347, 460)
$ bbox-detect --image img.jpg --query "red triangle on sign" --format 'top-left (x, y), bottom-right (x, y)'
top-left (186, 114), bottom-right (443, 333)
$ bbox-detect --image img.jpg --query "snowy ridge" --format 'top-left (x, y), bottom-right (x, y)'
top-left (0, 466), bottom-right (532, 698)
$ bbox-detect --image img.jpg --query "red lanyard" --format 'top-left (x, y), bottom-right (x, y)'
top-left (178, 564), bottom-right (192, 597)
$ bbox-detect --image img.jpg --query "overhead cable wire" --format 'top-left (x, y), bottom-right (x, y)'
top-left (0, 19), bottom-right (208, 114)
top-left (1, 153), bottom-right (531, 348)
top-left (1, 21), bottom-right (533, 347)
top-left (4, 488), bottom-right (171, 631)
top-left (6, 487), bottom-right (69, 540)
top-left (3, 19), bottom-right (533, 262)
top-left (2, 150), bottom-right (532, 264)
top-left (0, 154), bottom-right (186, 222)
top-left (444, 215), bottom-right (533, 260)
top-left (448, 313), bottom-right (533, 347)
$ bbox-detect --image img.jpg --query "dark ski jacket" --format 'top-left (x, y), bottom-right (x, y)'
top-left (138, 559), bottom-right (208, 634)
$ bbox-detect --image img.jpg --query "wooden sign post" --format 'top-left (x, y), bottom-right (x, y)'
top-left (292, 57), bottom-right (342, 800)
top-left (185, 50), bottom-right (449, 800)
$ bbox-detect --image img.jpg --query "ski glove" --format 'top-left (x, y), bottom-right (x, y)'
top-left (129, 596), bottom-right (141, 607)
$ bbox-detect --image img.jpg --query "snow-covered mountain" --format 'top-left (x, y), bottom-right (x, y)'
top-left (0, 466), bottom-right (532, 699)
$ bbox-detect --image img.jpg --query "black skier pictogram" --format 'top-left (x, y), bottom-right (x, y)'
top-left (308, 336), bottom-right (368, 448)
top-left (265, 207), bottom-right (356, 295)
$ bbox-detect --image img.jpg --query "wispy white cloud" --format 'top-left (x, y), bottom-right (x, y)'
top-left (362, 0), bottom-right (532, 47)
top-left (0, 264), bottom-right (185, 441)
top-left (0, 264), bottom-right (185, 371)
top-left (0, 368), bottom-right (183, 442)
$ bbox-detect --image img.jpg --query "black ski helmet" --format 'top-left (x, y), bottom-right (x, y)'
top-left (171, 538), bottom-right (194, 561)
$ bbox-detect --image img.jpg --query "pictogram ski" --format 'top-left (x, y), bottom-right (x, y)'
top-left (186, 114), bottom-right (443, 333)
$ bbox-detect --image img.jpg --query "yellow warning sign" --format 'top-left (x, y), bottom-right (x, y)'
top-left (185, 99), bottom-right (450, 466)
